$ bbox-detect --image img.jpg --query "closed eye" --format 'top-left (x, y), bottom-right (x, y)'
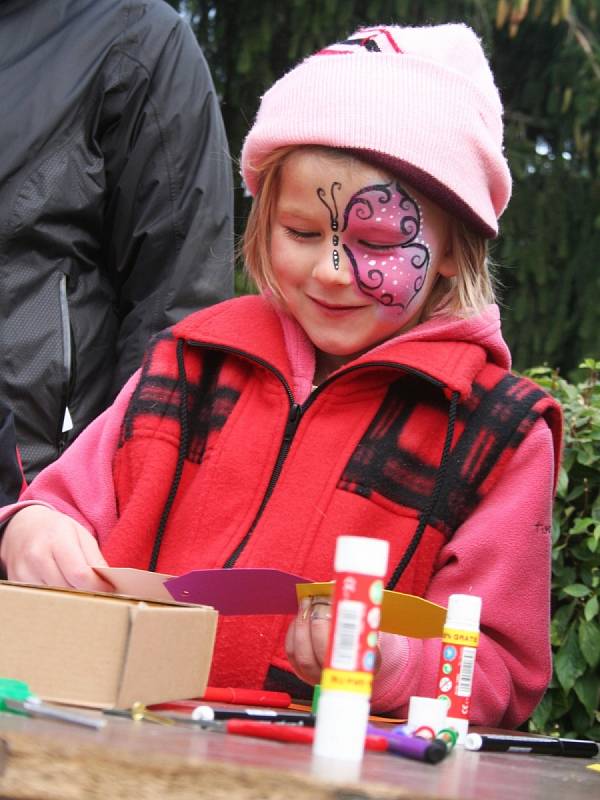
top-left (358, 239), bottom-right (405, 250)
top-left (284, 226), bottom-right (320, 240)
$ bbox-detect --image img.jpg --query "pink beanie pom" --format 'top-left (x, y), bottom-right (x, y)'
top-left (241, 23), bottom-right (512, 238)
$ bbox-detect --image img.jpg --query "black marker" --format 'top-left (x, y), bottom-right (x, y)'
top-left (190, 706), bottom-right (316, 726)
top-left (465, 733), bottom-right (599, 758)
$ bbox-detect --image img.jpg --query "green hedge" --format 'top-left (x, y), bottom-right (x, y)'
top-left (526, 360), bottom-right (600, 740)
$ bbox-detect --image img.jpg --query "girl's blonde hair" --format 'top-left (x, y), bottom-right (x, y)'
top-left (242, 146), bottom-right (497, 319)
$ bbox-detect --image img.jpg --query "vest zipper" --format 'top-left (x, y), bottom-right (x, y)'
top-left (188, 340), bottom-right (446, 568)
top-left (223, 401), bottom-right (302, 568)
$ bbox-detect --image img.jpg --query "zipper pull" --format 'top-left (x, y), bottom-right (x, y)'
top-left (283, 403), bottom-right (302, 441)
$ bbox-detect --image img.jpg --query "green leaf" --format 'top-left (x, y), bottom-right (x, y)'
top-left (556, 467), bottom-right (569, 497)
top-left (574, 672), bottom-right (599, 717)
top-left (578, 619), bottom-right (600, 668)
top-left (554, 626), bottom-right (587, 691)
top-left (561, 583), bottom-right (590, 598)
top-left (569, 517), bottom-right (594, 534)
top-left (529, 691), bottom-right (553, 730)
top-left (584, 595), bottom-right (599, 621)
top-left (551, 601), bottom-right (576, 644)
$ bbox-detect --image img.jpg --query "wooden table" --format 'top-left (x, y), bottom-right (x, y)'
top-left (0, 712), bottom-right (598, 800)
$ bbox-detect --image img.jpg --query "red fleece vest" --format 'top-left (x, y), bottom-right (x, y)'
top-left (106, 299), bottom-right (561, 693)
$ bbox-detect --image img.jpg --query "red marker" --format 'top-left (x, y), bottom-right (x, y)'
top-left (149, 687), bottom-right (292, 714)
top-left (201, 688), bottom-right (292, 707)
top-left (223, 719), bottom-right (389, 751)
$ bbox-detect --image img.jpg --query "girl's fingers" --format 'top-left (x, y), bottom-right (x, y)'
top-left (286, 599), bottom-right (320, 684)
top-left (10, 551), bottom-right (68, 589)
top-left (308, 601), bottom-right (332, 668)
top-left (52, 524), bottom-right (112, 593)
top-left (286, 598), bottom-right (333, 685)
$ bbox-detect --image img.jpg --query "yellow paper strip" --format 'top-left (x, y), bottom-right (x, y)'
top-left (296, 582), bottom-right (446, 639)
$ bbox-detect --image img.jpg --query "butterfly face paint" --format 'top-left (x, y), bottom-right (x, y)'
top-left (341, 181), bottom-right (430, 309)
top-left (316, 182), bottom-right (342, 270)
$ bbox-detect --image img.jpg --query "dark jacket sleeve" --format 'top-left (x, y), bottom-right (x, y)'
top-left (101, 8), bottom-right (234, 394)
top-left (0, 400), bottom-right (26, 506)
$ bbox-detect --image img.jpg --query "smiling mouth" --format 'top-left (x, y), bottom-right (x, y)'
top-left (309, 297), bottom-right (366, 312)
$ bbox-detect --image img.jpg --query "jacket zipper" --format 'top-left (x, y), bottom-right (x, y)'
top-left (188, 341), bottom-right (445, 568)
top-left (57, 273), bottom-right (73, 455)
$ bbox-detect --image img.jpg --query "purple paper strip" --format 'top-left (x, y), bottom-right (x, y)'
top-left (163, 568), bottom-right (310, 615)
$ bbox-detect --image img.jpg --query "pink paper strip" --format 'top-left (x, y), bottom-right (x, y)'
top-left (164, 568), bottom-right (309, 615)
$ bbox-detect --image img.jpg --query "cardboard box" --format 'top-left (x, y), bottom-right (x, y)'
top-left (0, 581), bottom-right (217, 709)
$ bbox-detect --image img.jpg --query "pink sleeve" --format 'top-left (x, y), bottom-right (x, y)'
top-left (371, 417), bottom-right (555, 727)
top-left (0, 372), bottom-right (139, 545)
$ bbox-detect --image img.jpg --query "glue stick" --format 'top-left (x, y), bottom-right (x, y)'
top-left (312, 535), bottom-right (389, 762)
top-left (435, 593), bottom-right (482, 744)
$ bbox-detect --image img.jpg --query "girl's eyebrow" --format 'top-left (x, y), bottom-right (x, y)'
top-left (276, 206), bottom-right (322, 223)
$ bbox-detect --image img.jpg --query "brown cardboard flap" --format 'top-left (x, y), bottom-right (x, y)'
top-left (0, 584), bottom-right (130, 706)
top-left (116, 603), bottom-right (217, 708)
top-left (0, 581), bottom-right (218, 710)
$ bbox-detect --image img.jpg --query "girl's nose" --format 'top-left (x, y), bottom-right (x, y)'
top-left (311, 243), bottom-right (353, 286)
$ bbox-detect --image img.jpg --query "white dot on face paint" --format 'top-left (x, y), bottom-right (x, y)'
top-left (393, 280), bottom-right (398, 285)
top-left (368, 260), bottom-right (376, 266)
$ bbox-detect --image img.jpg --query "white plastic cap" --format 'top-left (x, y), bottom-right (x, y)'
top-left (445, 594), bottom-right (482, 632)
top-left (334, 536), bottom-right (389, 577)
top-left (406, 696), bottom-right (447, 734)
top-left (312, 691), bottom-right (370, 761)
top-left (446, 715), bottom-right (470, 745)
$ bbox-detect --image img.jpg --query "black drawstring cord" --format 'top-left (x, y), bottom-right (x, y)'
top-left (386, 390), bottom-right (459, 590)
top-left (148, 338), bottom-right (190, 572)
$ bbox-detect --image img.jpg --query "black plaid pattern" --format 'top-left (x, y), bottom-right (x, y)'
top-left (341, 372), bottom-right (549, 537)
top-left (120, 335), bottom-right (240, 464)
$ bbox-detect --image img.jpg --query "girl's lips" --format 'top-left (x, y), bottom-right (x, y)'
top-left (309, 296), bottom-right (366, 313)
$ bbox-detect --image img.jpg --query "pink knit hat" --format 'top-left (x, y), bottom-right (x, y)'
top-left (241, 24), bottom-right (511, 238)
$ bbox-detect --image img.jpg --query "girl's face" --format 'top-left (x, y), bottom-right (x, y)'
top-left (270, 150), bottom-right (457, 378)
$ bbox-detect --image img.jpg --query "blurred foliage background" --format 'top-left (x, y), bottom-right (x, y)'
top-left (168, 1), bottom-right (600, 735)
top-left (171, 0), bottom-right (599, 378)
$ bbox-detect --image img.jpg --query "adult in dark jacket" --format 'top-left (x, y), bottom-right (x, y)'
top-left (0, 0), bottom-right (234, 480)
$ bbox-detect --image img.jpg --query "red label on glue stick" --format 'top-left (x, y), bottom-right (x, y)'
top-left (323, 572), bottom-right (383, 683)
top-left (435, 595), bottom-right (481, 743)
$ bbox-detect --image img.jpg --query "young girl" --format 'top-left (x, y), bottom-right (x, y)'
top-left (0, 23), bottom-right (562, 728)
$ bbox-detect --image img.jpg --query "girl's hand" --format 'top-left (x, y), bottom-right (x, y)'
top-left (0, 505), bottom-right (113, 593)
top-left (285, 595), bottom-right (333, 685)
top-left (285, 595), bottom-right (383, 685)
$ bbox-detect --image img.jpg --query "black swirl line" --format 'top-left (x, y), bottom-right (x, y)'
top-left (340, 179), bottom-right (431, 309)
top-left (316, 182), bottom-right (341, 230)
top-left (342, 183), bottom-right (394, 229)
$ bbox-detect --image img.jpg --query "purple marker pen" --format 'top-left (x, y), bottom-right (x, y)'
top-left (367, 726), bottom-right (448, 764)
top-left (387, 732), bottom-right (448, 764)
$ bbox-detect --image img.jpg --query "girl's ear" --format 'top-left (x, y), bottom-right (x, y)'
top-left (437, 235), bottom-right (457, 278)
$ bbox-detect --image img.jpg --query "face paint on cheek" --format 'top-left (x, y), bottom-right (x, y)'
top-left (316, 182), bottom-right (342, 270)
top-left (341, 182), bottom-right (431, 309)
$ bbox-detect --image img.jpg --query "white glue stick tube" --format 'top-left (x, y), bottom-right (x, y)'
top-left (312, 535), bottom-right (389, 762)
top-left (435, 593), bottom-right (482, 744)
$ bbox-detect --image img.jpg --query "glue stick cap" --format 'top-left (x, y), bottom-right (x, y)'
top-left (445, 594), bottom-right (482, 632)
top-left (334, 536), bottom-right (389, 577)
